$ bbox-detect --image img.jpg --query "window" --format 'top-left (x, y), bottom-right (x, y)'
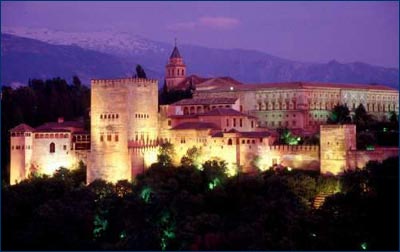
top-left (100, 114), bottom-right (103, 119)
top-left (11, 146), bottom-right (14, 150)
top-left (50, 143), bottom-right (55, 153)
top-left (100, 135), bottom-right (104, 142)
top-left (251, 121), bottom-right (254, 128)
top-left (226, 119), bottom-right (229, 127)
top-left (228, 139), bottom-right (233, 145)
top-left (239, 118), bottom-right (243, 127)
top-left (63, 145), bottom-right (67, 150)
top-left (115, 134), bottom-right (119, 142)
top-left (168, 120), bottom-right (171, 126)
top-left (107, 135), bottom-right (112, 141)
top-left (233, 118), bottom-right (237, 127)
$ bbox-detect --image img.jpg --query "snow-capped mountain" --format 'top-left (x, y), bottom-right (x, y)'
top-left (2, 26), bottom-right (169, 57)
top-left (2, 27), bottom-right (398, 89)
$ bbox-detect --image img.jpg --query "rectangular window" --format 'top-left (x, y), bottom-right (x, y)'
top-left (226, 118), bottom-right (229, 127)
top-left (168, 120), bottom-right (171, 126)
top-left (115, 134), bottom-right (119, 142)
top-left (63, 145), bottom-right (67, 150)
top-left (239, 118), bottom-right (243, 127)
top-left (107, 135), bottom-right (112, 141)
top-left (100, 135), bottom-right (104, 142)
top-left (233, 118), bottom-right (237, 127)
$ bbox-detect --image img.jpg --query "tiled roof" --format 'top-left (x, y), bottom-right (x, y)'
top-left (174, 75), bottom-right (242, 90)
top-left (198, 81), bottom-right (397, 92)
top-left (170, 46), bottom-right (182, 59)
top-left (10, 123), bottom-right (34, 132)
top-left (171, 122), bottom-right (220, 130)
top-left (33, 128), bottom-right (71, 133)
top-left (239, 131), bottom-right (271, 138)
top-left (173, 97), bottom-right (238, 106)
top-left (211, 130), bottom-right (271, 138)
top-left (34, 121), bottom-right (84, 132)
top-left (200, 108), bottom-right (249, 117)
top-left (169, 114), bottom-right (199, 119)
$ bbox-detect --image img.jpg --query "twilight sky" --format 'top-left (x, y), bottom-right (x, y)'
top-left (1, 1), bottom-right (398, 68)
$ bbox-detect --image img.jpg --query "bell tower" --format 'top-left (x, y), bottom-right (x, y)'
top-left (165, 39), bottom-right (186, 90)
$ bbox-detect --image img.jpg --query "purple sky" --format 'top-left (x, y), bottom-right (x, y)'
top-left (1, 1), bottom-right (398, 68)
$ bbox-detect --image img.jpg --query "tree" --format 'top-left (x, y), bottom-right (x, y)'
top-left (353, 104), bottom-right (373, 130)
top-left (181, 146), bottom-right (203, 168)
top-left (135, 65), bottom-right (147, 79)
top-left (157, 142), bottom-right (175, 167)
top-left (72, 75), bottom-right (82, 88)
top-left (327, 105), bottom-right (351, 124)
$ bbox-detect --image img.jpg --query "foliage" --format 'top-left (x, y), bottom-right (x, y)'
top-left (1, 77), bottom-right (90, 184)
top-left (2, 156), bottom-right (398, 250)
top-left (157, 142), bottom-right (176, 167)
top-left (327, 104), bottom-right (352, 124)
top-left (135, 64), bottom-right (147, 79)
top-left (159, 81), bottom-right (193, 105)
top-left (181, 146), bottom-right (203, 168)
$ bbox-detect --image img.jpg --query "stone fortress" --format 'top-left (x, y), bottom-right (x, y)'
top-left (9, 44), bottom-right (399, 185)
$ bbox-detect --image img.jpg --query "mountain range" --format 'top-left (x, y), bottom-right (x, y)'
top-left (1, 27), bottom-right (398, 89)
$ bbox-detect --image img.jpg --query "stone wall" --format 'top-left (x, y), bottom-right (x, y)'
top-left (320, 125), bottom-right (356, 175)
top-left (347, 147), bottom-right (399, 169)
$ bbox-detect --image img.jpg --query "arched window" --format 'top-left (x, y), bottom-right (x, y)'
top-left (228, 139), bottom-right (233, 145)
top-left (50, 142), bottom-right (55, 153)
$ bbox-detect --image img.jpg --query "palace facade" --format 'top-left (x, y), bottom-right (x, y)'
top-left (9, 45), bottom-right (399, 184)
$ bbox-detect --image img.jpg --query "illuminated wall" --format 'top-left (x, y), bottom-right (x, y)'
top-left (320, 124), bottom-right (356, 175)
top-left (10, 132), bottom-right (32, 185)
top-left (88, 78), bottom-right (159, 183)
top-left (194, 84), bottom-right (399, 132)
top-left (30, 132), bottom-right (77, 176)
top-left (89, 79), bottom-right (130, 183)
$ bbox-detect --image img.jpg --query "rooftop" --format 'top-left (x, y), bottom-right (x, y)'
top-left (171, 122), bottom-right (220, 130)
top-left (10, 123), bottom-right (35, 132)
top-left (34, 121), bottom-right (84, 132)
top-left (197, 81), bottom-right (397, 92)
top-left (173, 97), bottom-right (238, 106)
top-left (170, 46), bottom-right (182, 59)
top-left (200, 108), bottom-right (251, 117)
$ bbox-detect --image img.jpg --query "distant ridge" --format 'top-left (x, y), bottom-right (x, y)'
top-left (1, 29), bottom-right (398, 89)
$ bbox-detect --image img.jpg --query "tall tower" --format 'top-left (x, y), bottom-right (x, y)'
top-left (88, 78), bottom-right (159, 184)
top-left (320, 124), bottom-right (356, 175)
top-left (9, 124), bottom-right (33, 185)
top-left (165, 39), bottom-right (186, 90)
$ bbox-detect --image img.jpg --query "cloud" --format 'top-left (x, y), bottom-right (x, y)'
top-left (167, 16), bottom-right (240, 31)
top-left (199, 17), bottom-right (240, 29)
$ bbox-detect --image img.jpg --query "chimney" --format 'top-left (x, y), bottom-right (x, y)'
top-left (58, 117), bottom-right (64, 123)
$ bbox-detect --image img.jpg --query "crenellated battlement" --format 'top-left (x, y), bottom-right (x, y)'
top-left (268, 145), bottom-right (319, 152)
top-left (91, 78), bottom-right (158, 88)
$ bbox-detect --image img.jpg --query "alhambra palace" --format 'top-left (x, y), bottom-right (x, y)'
top-left (9, 45), bottom-right (399, 184)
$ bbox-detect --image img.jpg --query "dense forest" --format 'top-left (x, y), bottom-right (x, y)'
top-left (2, 151), bottom-right (398, 250)
top-left (1, 77), bottom-right (90, 183)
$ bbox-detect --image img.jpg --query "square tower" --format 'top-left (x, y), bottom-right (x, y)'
top-left (320, 124), bottom-right (356, 175)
